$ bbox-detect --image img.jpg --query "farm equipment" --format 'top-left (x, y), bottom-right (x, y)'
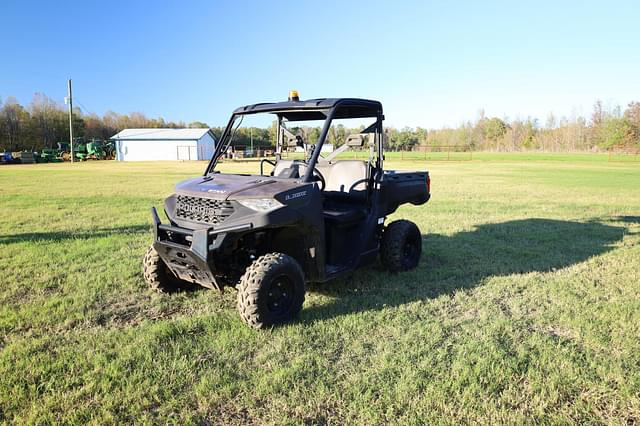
top-left (70, 138), bottom-right (111, 161)
top-left (40, 148), bottom-right (60, 162)
top-left (0, 152), bottom-right (15, 164)
top-left (57, 142), bottom-right (72, 161)
top-left (19, 151), bottom-right (36, 164)
top-left (34, 148), bottom-right (63, 163)
top-left (143, 93), bottom-right (431, 328)
top-left (73, 139), bottom-right (88, 161)
top-left (103, 140), bottom-right (115, 159)
top-left (86, 139), bottom-right (108, 160)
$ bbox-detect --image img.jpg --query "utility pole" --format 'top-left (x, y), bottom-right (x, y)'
top-left (67, 79), bottom-right (74, 163)
top-left (250, 127), bottom-right (253, 156)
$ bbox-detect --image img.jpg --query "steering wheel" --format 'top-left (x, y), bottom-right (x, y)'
top-left (312, 167), bottom-right (326, 191)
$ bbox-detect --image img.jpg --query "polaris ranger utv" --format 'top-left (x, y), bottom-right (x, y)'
top-left (143, 93), bottom-right (430, 328)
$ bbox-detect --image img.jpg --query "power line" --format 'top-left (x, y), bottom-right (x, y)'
top-left (74, 100), bottom-right (91, 114)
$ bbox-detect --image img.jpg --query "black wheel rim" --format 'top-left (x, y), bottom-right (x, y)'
top-left (402, 235), bottom-right (420, 269)
top-left (266, 275), bottom-right (295, 314)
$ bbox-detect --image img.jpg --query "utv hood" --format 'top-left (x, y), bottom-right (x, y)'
top-left (175, 174), bottom-right (305, 200)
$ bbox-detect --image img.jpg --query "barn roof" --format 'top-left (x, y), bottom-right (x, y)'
top-left (110, 128), bottom-right (212, 141)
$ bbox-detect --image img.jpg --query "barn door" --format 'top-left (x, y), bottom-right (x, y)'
top-left (177, 145), bottom-right (198, 160)
top-left (177, 145), bottom-right (191, 160)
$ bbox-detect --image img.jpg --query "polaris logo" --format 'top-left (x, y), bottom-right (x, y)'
top-left (285, 190), bottom-right (307, 201)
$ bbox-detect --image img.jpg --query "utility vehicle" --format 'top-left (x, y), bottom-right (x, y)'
top-left (143, 92), bottom-right (431, 328)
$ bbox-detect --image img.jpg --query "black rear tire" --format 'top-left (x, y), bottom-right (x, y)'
top-left (237, 253), bottom-right (305, 329)
top-left (142, 245), bottom-right (184, 293)
top-left (380, 220), bottom-right (422, 272)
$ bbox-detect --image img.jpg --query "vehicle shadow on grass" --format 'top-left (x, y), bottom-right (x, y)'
top-left (0, 224), bottom-right (150, 244)
top-left (303, 218), bottom-right (626, 323)
top-left (611, 215), bottom-right (640, 225)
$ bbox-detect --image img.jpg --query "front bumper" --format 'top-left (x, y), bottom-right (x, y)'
top-left (150, 207), bottom-right (252, 289)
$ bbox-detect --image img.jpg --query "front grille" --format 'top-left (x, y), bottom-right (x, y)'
top-left (175, 195), bottom-right (235, 225)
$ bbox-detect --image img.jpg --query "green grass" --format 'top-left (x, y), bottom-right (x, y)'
top-left (1, 155), bottom-right (639, 424)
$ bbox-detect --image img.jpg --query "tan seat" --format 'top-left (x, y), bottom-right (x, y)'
top-left (320, 160), bottom-right (368, 193)
top-left (272, 160), bottom-right (294, 176)
top-left (274, 159), bottom-right (368, 198)
top-left (272, 160), bottom-right (309, 178)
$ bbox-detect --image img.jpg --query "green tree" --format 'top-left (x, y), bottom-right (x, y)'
top-left (188, 121), bottom-right (209, 128)
top-left (482, 117), bottom-right (508, 143)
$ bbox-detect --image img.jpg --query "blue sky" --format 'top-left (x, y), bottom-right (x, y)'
top-left (2, 0), bottom-right (639, 128)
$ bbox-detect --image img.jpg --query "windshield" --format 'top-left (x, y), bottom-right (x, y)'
top-left (206, 110), bottom-right (379, 178)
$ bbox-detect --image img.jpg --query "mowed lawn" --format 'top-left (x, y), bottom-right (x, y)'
top-left (0, 155), bottom-right (639, 424)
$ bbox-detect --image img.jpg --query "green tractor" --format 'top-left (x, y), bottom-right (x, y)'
top-left (40, 148), bottom-right (62, 163)
top-left (103, 140), bottom-right (116, 160)
top-left (57, 142), bottom-right (71, 161)
top-left (54, 139), bottom-right (113, 161)
top-left (73, 138), bottom-right (109, 160)
top-left (73, 138), bottom-right (88, 161)
top-left (86, 139), bottom-right (108, 160)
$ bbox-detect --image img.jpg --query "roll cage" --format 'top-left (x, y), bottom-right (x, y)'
top-left (204, 98), bottom-right (385, 182)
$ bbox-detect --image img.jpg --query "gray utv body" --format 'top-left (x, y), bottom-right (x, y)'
top-left (146, 96), bottom-right (430, 328)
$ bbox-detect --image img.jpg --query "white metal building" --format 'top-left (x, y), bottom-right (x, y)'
top-left (111, 128), bottom-right (216, 161)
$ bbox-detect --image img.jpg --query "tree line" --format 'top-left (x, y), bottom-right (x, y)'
top-left (213, 100), bottom-right (640, 152)
top-left (2, 93), bottom-right (639, 152)
top-left (0, 93), bottom-right (207, 152)
top-left (418, 101), bottom-right (640, 152)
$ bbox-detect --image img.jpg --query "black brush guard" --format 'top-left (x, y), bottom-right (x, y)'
top-left (151, 207), bottom-right (252, 290)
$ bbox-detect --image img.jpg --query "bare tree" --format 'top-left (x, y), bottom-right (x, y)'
top-left (0, 96), bottom-right (28, 151)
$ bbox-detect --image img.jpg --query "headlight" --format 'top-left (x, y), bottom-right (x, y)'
top-left (236, 198), bottom-right (284, 212)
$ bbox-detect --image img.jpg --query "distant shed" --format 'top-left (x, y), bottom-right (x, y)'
top-left (111, 128), bottom-right (216, 161)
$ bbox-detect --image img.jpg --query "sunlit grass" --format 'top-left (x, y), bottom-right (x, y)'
top-left (0, 154), bottom-right (639, 424)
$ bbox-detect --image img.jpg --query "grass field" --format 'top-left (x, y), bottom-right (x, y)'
top-left (1, 154), bottom-right (639, 424)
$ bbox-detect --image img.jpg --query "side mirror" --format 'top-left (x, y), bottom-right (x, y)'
top-left (286, 135), bottom-right (304, 149)
top-left (345, 133), bottom-right (369, 147)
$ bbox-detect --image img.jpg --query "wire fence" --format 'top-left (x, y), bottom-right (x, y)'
top-left (608, 148), bottom-right (640, 162)
top-left (384, 145), bottom-right (473, 161)
top-left (226, 145), bottom-right (474, 161)
top-left (222, 146), bottom-right (640, 163)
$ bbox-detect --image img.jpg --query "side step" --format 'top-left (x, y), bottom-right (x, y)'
top-left (325, 264), bottom-right (349, 278)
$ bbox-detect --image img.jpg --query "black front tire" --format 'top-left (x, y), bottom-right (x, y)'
top-left (142, 245), bottom-right (184, 293)
top-left (237, 253), bottom-right (305, 329)
top-left (380, 220), bottom-right (422, 272)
